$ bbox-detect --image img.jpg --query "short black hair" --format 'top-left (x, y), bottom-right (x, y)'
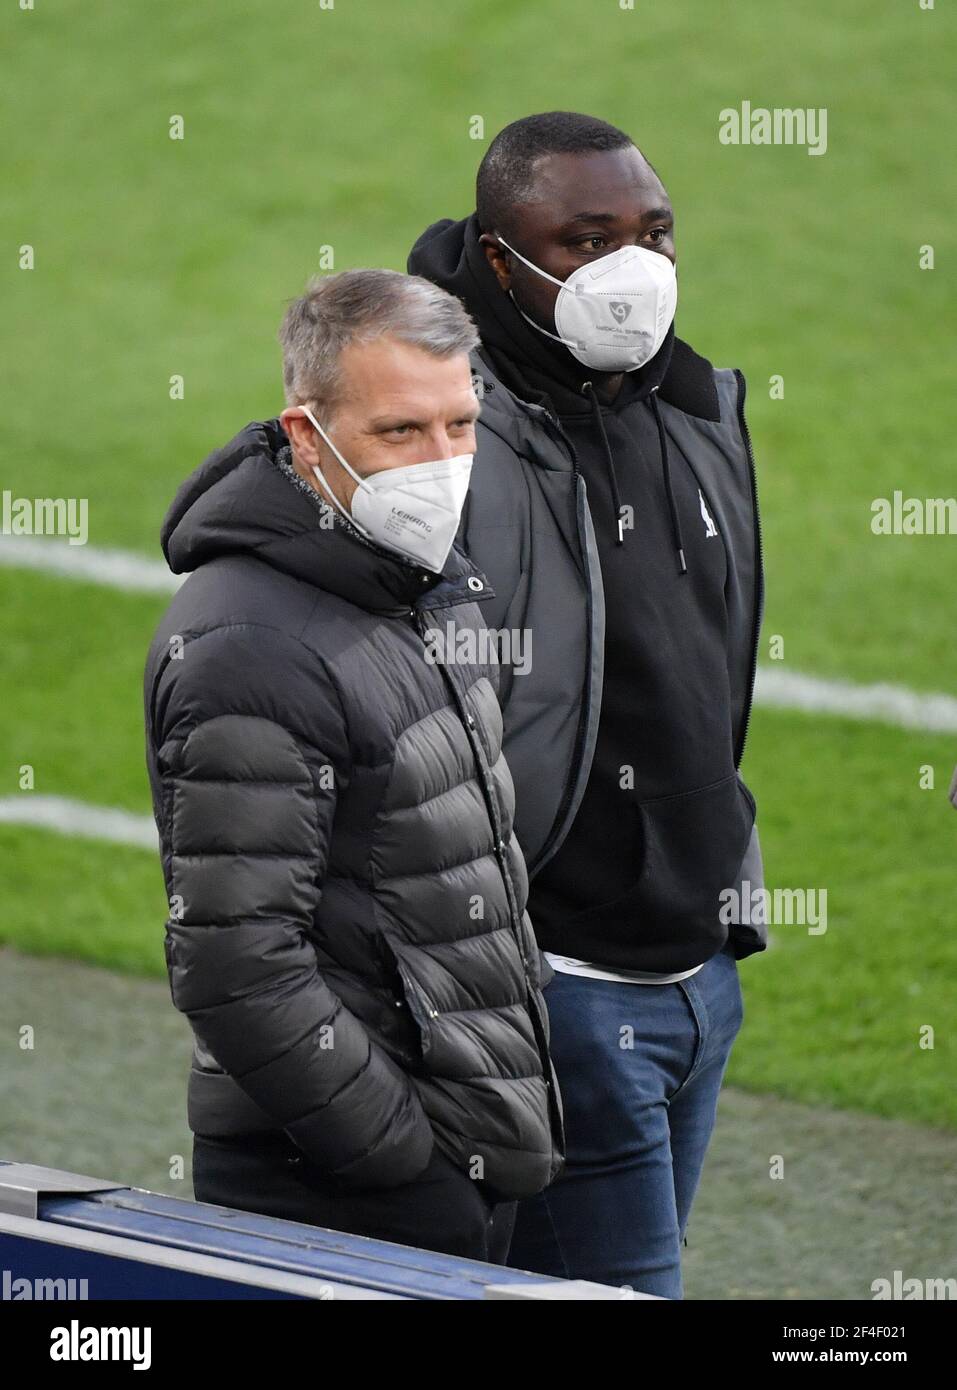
top-left (476, 111), bottom-right (654, 236)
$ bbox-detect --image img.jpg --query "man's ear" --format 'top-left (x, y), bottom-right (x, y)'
top-left (479, 232), bottom-right (511, 293)
top-left (280, 407), bottom-right (319, 465)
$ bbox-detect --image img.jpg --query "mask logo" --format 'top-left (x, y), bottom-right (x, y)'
top-left (608, 302), bottom-right (632, 323)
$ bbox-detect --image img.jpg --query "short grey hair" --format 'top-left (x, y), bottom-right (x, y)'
top-left (278, 269), bottom-right (480, 415)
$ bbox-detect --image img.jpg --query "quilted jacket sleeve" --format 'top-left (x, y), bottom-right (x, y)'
top-left (150, 625), bottom-right (435, 1191)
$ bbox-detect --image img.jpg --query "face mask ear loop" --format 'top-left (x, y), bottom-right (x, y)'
top-left (508, 291), bottom-right (575, 349)
top-left (311, 461), bottom-right (363, 531)
top-left (300, 405), bottom-right (366, 488)
top-left (496, 235), bottom-right (567, 290)
top-left (498, 235), bottom-right (585, 354)
top-left (298, 404), bottom-right (374, 541)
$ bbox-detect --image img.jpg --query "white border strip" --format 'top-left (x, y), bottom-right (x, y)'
top-left (755, 667), bottom-right (957, 735)
top-left (0, 536), bottom-right (181, 595)
top-left (0, 538), bottom-right (955, 742)
top-left (0, 797), bottom-right (158, 850)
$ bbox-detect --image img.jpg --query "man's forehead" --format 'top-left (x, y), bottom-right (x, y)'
top-left (518, 147), bottom-right (669, 228)
top-left (337, 339), bottom-right (475, 409)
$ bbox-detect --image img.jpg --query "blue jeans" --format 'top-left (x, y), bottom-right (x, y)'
top-left (506, 941), bottom-right (744, 1298)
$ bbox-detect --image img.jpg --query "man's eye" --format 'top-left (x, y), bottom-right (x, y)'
top-left (647, 228), bottom-right (668, 244)
top-left (579, 236), bottom-right (607, 252)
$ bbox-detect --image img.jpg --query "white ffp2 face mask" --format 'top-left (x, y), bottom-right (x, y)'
top-left (299, 404), bottom-right (474, 574)
top-left (498, 235), bottom-right (677, 373)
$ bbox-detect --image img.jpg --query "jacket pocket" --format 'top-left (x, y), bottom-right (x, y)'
top-left (381, 939), bottom-right (436, 1062)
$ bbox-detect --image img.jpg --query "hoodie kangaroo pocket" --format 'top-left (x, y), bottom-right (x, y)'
top-left (560, 773), bottom-right (756, 954)
top-left (632, 773), bottom-right (756, 948)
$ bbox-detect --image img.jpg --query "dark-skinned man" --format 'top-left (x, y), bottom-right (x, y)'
top-left (409, 111), bottom-right (765, 1298)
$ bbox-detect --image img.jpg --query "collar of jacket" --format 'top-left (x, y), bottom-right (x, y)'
top-left (161, 419), bottom-right (494, 617)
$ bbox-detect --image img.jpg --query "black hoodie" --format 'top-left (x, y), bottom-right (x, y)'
top-left (409, 214), bottom-right (752, 971)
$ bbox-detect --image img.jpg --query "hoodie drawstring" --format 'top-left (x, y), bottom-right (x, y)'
top-left (582, 382), bottom-right (625, 546)
top-left (650, 387), bottom-right (688, 575)
top-left (581, 381), bottom-right (687, 574)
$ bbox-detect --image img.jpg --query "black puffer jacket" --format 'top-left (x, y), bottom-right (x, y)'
top-left (143, 421), bottom-right (564, 1200)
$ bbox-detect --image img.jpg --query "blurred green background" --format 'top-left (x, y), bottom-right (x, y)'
top-left (1, 0), bottom-right (954, 1297)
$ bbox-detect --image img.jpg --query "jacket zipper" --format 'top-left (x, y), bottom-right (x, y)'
top-left (732, 368), bottom-right (764, 768)
top-left (397, 961), bottom-right (437, 1034)
top-left (526, 414), bottom-right (595, 877)
top-left (530, 387), bottom-right (762, 862)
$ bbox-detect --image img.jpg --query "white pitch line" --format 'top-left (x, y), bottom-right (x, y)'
top-left (0, 535), bottom-right (181, 594)
top-left (0, 536), bottom-right (956, 734)
top-left (0, 688), bottom-right (955, 852)
top-left (0, 796), bottom-right (158, 850)
top-left (755, 668), bottom-right (957, 735)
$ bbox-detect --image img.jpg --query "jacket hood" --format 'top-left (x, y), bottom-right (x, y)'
top-left (407, 212), bottom-right (721, 422)
top-left (161, 418), bottom-right (492, 615)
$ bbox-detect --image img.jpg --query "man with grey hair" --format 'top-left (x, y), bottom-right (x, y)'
top-left (143, 268), bottom-right (564, 1260)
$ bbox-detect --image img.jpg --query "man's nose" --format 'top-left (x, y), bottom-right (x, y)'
top-left (418, 428), bottom-right (458, 460)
